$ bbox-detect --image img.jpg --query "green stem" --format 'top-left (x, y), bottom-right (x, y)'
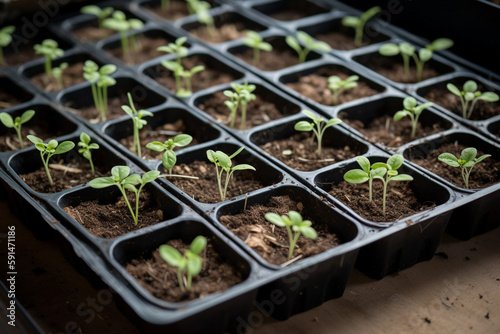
top-left (96, 85), bottom-right (105, 120)
top-left (285, 226), bottom-right (294, 259)
top-left (460, 97), bottom-right (468, 119)
top-left (215, 164), bottom-right (224, 201)
top-left (289, 231), bottom-right (301, 260)
top-left (467, 99), bottom-right (478, 119)
top-left (45, 57), bottom-right (52, 78)
top-left (187, 273), bottom-right (192, 290)
top-left (177, 269), bottom-right (185, 292)
top-left (89, 157), bottom-right (95, 175)
top-left (15, 127), bottom-right (24, 149)
top-left (299, 49), bottom-right (308, 63)
top-left (185, 75), bottom-right (192, 94)
top-left (133, 123), bottom-right (141, 157)
top-left (239, 101), bottom-right (247, 130)
top-left (368, 177), bottom-right (373, 202)
top-left (415, 59), bottom-right (424, 82)
top-left (411, 113), bottom-right (418, 139)
top-left (222, 170), bottom-right (232, 201)
top-left (401, 54), bottom-right (410, 76)
top-left (382, 178), bottom-right (388, 217)
top-left (135, 183), bottom-right (146, 226)
top-left (253, 47), bottom-right (259, 65)
top-left (42, 153), bottom-right (54, 186)
top-left (355, 27), bottom-right (362, 47)
top-left (118, 185), bottom-right (137, 224)
top-left (120, 31), bottom-right (128, 56)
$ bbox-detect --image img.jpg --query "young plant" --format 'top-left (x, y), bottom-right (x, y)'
top-left (327, 75), bottom-right (359, 105)
top-left (341, 6), bottom-right (381, 47)
top-left (393, 97), bottom-right (433, 138)
top-left (26, 135), bottom-right (75, 186)
top-left (122, 92), bottom-right (153, 158)
top-left (146, 134), bottom-right (193, 174)
top-left (88, 166), bottom-right (160, 225)
top-left (446, 80), bottom-right (499, 119)
top-left (78, 132), bottom-right (99, 175)
top-left (187, 0), bottom-right (215, 38)
top-left (206, 146), bottom-right (256, 201)
top-left (33, 39), bottom-right (64, 79)
top-left (83, 60), bottom-right (117, 121)
top-left (0, 25), bottom-right (15, 66)
top-left (285, 31), bottom-right (331, 63)
top-left (223, 82), bottom-right (257, 129)
top-left (343, 156), bottom-right (386, 203)
top-left (438, 147), bottom-right (491, 189)
top-left (159, 235), bottom-right (207, 292)
top-left (264, 211), bottom-right (317, 260)
top-left (158, 37), bottom-right (189, 96)
top-left (80, 5), bottom-right (114, 30)
top-left (0, 109), bottom-right (35, 149)
top-left (52, 62), bottom-right (68, 90)
top-left (179, 65), bottom-right (205, 97)
top-left (103, 10), bottom-right (144, 55)
top-left (242, 31), bottom-right (273, 65)
top-left (294, 110), bottom-right (342, 156)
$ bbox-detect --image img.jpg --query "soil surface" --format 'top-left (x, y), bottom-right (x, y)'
top-left (188, 22), bottom-right (251, 44)
top-left (72, 24), bottom-right (115, 43)
top-left (235, 47), bottom-right (299, 71)
top-left (0, 120), bottom-right (66, 152)
top-left (106, 35), bottom-right (171, 65)
top-left (145, 0), bottom-right (217, 21)
top-left (219, 195), bottom-right (341, 265)
top-left (264, 2), bottom-right (326, 21)
top-left (2, 43), bottom-right (41, 66)
top-left (315, 27), bottom-right (384, 50)
top-left (259, 132), bottom-right (359, 171)
top-left (408, 142), bottom-right (500, 189)
top-left (29, 62), bottom-right (86, 92)
top-left (0, 90), bottom-right (28, 110)
top-left (125, 238), bottom-right (245, 303)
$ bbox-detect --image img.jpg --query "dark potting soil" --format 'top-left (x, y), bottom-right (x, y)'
top-left (197, 91), bottom-right (290, 129)
top-left (169, 160), bottom-right (263, 203)
top-left (327, 180), bottom-right (436, 222)
top-left (259, 132), bottom-right (358, 171)
top-left (29, 62), bottom-right (86, 92)
top-left (315, 29), bottom-right (373, 51)
top-left (408, 142), bottom-right (500, 189)
top-left (2, 43), bottom-right (40, 66)
top-left (145, 0), bottom-right (218, 21)
top-left (235, 47), bottom-right (299, 71)
top-left (0, 90), bottom-right (27, 110)
top-left (125, 238), bottom-right (245, 303)
top-left (72, 24), bottom-right (115, 43)
top-left (188, 23), bottom-right (251, 44)
top-left (106, 36), bottom-right (171, 65)
top-left (0, 120), bottom-right (66, 152)
top-left (265, 2), bottom-right (325, 21)
top-left (286, 68), bottom-right (381, 106)
top-left (219, 195), bottom-right (341, 265)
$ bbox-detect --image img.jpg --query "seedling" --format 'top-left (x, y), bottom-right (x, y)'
top-left (0, 25), bottom-right (15, 66)
top-left (206, 146), bottom-right (256, 201)
top-left (159, 235), bottom-right (207, 292)
top-left (343, 156), bottom-right (386, 203)
top-left (294, 110), bottom-right (342, 156)
top-left (83, 60), bottom-right (117, 121)
top-left (187, 0), bottom-right (215, 38)
top-left (242, 31), bottom-right (272, 65)
top-left (393, 97), bottom-right (433, 138)
top-left (52, 62), bottom-right (68, 90)
top-left (158, 37), bottom-right (189, 95)
top-left (265, 211), bottom-right (317, 260)
top-left (378, 38), bottom-right (453, 82)
top-left (78, 132), bottom-right (99, 175)
top-left (33, 39), bottom-right (64, 79)
top-left (327, 75), bottom-right (359, 105)
top-left (285, 31), bottom-right (331, 63)
top-left (179, 65), bottom-right (205, 97)
top-left (122, 92), bottom-right (153, 158)
top-left (0, 109), bottom-right (35, 149)
top-left (146, 134), bottom-right (192, 174)
top-left (103, 10), bottom-right (144, 55)
top-left (438, 147), bottom-right (491, 189)
top-left (27, 135), bottom-right (75, 186)
top-left (446, 80), bottom-right (499, 119)
top-left (89, 166), bottom-right (160, 225)
top-left (223, 82), bottom-right (257, 129)
top-left (341, 6), bottom-right (381, 47)
top-left (80, 5), bottom-right (114, 30)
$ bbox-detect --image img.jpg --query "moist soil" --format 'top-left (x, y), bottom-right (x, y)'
top-left (340, 112), bottom-right (448, 148)
top-left (188, 23), bottom-right (251, 44)
top-left (125, 238), bottom-right (245, 303)
top-left (145, 0), bottom-right (217, 21)
top-left (3, 43), bottom-right (41, 66)
top-left (327, 180), bottom-right (436, 222)
top-left (105, 36), bottom-right (171, 65)
top-left (168, 160), bottom-right (264, 203)
top-left (315, 27), bottom-right (384, 51)
top-left (219, 195), bottom-right (341, 265)
top-left (235, 47), bottom-right (299, 71)
top-left (0, 121), bottom-right (66, 152)
top-left (259, 132), bottom-right (358, 171)
top-left (196, 91), bottom-right (289, 129)
top-left (0, 90), bottom-right (28, 110)
top-left (408, 142), bottom-right (500, 189)
top-left (286, 68), bottom-right (381, 106)
top-left (29, 62), bottom-right (86, 92)
top-left (72, 24), bottom-right (115, 43)
top-left (63, 190), bottom-right (164, 238)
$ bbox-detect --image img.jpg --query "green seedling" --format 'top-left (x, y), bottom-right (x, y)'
top-left (89, 166), bottom-right (160, 225)
top-left (179, 65), bottom-right (205, 97)
top-left (103, 10), bottom-right (144, 55)
top-left (78, 132), bottom-right (99, 175)
top-left (446, 80), bottom-right (499, 119)
top-left (52, 62), bottom-right (68, 90)
top-left (393, 97), bottom-right (433, 138)
top-left (0, 25), bottom-right (15, 66)
top-left (341, 6), bottom-right (381, 47)
top-left (27, 135), bottom-right (75, 186)
top-left (242, 31), bottom-right (272, 65)
top-left (265, 211), bottom-right (317, 260)
top-left (223, 82), bottom-right (257, 129)
top-left (285, 31), bottom-right (331, 63)
top-left (146, 134), bottom-right (193, 174)
top-left (187, 0), bottom-right (215, 38)
top-left (343, 156), bottom-right (386, 203)
top-left (158, 37), bottom-right (189, 95)
top-left (0, 109), bottom-right (35, 149)
top-left (159, 235), bottom-right (207, 292)
top-left (206, 147), bottom-right (256, 201)
top-left (438, 147), bottom-right (491, 189)
top-left (122, 92), bottom-right (153, 158)
top-left (34, 39), bottom-right (64, 79)
top-left (80, 5), bottom-right (114, 30)
top-left (294, 110), bottom-right (342, 156)
top-left (328, 75), bottom-right (359, 105)
top-left (378, 38), bottom-right (453, 82)
top-left (83, 60), bottom-right (117, 121)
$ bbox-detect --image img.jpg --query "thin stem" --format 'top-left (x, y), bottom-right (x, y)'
top-left (133, 123), bottom-right (141, 157)
top-left (42, 152), bottom-right (54, 186)
top-left (401, 54), bottom-right (410, 76)
top-left (135, 183), bottom-right (146, 226)
top-left (411, 113), bottom-right (418, 139)
top-left (215, 164), bottom-right (224, 201)
top-left (368, 177), bottom-right (373, 202)
top-left (118, 185), bottom-right (137, 224)
top-left (239, 101), bottom-right (247, 130)
top-left (461, 167), bottom-right (468, 189)
top-left (120, 31), bottom-right (128, 56)
top-left (187, 273), bottom-right (192, 290)
top-left (45, 57), bottom-right (52, 78)
top-left (89, 157), bottom-right (95, 175)
top-left (299, 49), bottom-right (308, 63)
top-left (185, 75), bottom-right (192, 94)
top-left (312, 127), bottom-right (322, 156)
top-left (222, 170), bottom-right (232, 201)
top-left (102, 86), bottom-right (109, 120)
top-left (332, 89), bottom-right (342, 105)
top-left (355, 26), bottom-right (362, 47)
top-left (96, 85), bottom-right (104, 120)
top-left (460, 96), bottom-right (468, 119)
top-left (174, 69), bottom-right (182, 93)
top-left (289, 231), bottom-right (301, 260)
top-left (253, 47), bottom-right (259, 65)
top-left (467, 99), bottom-right (478, 119)
top-left (415, 59), bottom-right (424, 82)
top-left (177, 269), bottom-right (185, 292)
top-left (15, 127), bottom-right (24, 149)
top-left (285, 226), bottom-right (294, 259)
top-left (382, 178), bottom-right (388, 216)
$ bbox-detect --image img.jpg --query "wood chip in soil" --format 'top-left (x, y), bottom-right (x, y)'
top-left (235, 47), bottom-right (299, 71)
top-left (106, 36), bottom-right (171, 65)
top-left (30, 62), bottom-right (86, 92)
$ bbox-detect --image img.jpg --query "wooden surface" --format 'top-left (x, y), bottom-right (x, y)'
top-left (0, 199), bottom-right (499, 334)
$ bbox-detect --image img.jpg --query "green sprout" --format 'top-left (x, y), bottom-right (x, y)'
top-left (146, 134), bottom-right (192, 174)
top-left (438, 147), bottom-right (491, 189)
top-left (378, 38), bottom-right (453, 82)
top-left (264, 211), bottom-right (317, 260)
top-left (34, 39), bottom-right (64, 79)
top-left (0, 25), bottom-right (15, 66)
top-left (327, 75), bottom-right (359, 105)
top-left (393, 97), bottom-right (433, 138)
top-left (27, 135), bottom-right (75, 186)
top-left (206, 147), bottom-right (256, 201)
top-left (52, 62), bottom-right (68, 90)
top-left (294, 110), bottom-right (342, 156)
top-left (89, 166), bottom-right (160, 225)
top-left (78, 132), bottom-right (99, 175)
top-left (158, 37), bottom-right (189, 96)
top-left (179, 65), bottom-right (205, 97)
top-left (83, 60), bottom-right (117, 121)
top-left (446, 80), bottom-right (499, 120)
top-left (187, 0), bottom-right (215, 38)
top-left (341, 6), bottom-right (381, 47)
top-left (122, 92), bottom-right (153, 158)
top-left (285, 31), bottom-right (331, 63)
top-left (0, 109), bottom-right (35, 149)
top-left (159, 235), bottom-right (207, 292)
top-left (103, 10), bottom-right (144, 55)
top-left (80, 5), bottom-right (114, 30)
top-left (242, 31), bottom-right (272, 65)
top-left (223, 82), bottom-right (257, 129)
top-left (343, 156), bottom-right (387, 203)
